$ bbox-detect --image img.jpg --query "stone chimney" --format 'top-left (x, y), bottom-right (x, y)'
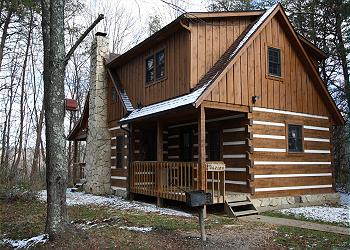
top-left (85, 32), bottom-right (111, 195)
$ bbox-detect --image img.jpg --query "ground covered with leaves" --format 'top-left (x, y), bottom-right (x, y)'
top-left (0, 189), bottom-right (349, 249)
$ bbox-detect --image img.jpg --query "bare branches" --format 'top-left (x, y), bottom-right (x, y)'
top-left (64, 13), bottom-right (104, 65)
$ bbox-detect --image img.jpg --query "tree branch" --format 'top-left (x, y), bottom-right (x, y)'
top-left (64, 14), bottom-right (104, 65)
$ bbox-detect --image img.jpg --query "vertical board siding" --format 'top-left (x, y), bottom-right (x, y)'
top-left (114, 29), bottom-right (190, 110)
top-left (189, 16), bottom-right (253, 89)
top-left (204, 16), bottom-right (330, 117)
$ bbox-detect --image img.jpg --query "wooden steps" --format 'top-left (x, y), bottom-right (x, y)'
top-left (224, 196), bottom-right (258, 217)
top-left (71, 180), bottom-right (85, 192)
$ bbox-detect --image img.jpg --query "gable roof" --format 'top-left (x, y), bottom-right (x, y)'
top-left (119, 5), bottom-right (275, 124)
top-left (107, 10), bottom-right (264, 69)
top-left (119, 4), bottom-right (344, 125)
top-left (194, 3), bottom-right (344, 125)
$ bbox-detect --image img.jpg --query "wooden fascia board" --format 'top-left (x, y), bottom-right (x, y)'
top-left (277, 9), bottom-right (344, 125)
top-left (298, 35), bottom-right (327, 60)
top-left (202, 101), bottom-right (249, 113)
top-left (194, 5), bottom-right (281, 108)
top-left (185, 11), bottom-right (264, 19)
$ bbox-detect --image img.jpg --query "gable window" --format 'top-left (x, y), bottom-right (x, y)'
top-left (208, 130), bottom-right (221, 161)
top-left (268, 47), bottom-right (281, 77)
top-left (145, 56), bottom-right (154, 84)
top-left (288, 125), bottom-right (303, 152)
top-left (145, 49), bottom-right (166, 84)
top-left (155, 50), bottom-right (165, 79)
top-left (116, 135), bottom-right (124, 168)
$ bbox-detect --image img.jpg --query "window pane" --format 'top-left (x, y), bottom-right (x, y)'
top-left (288, 125), bottom-right (303, 152)
top-left (116, 135), bottom-right (124, 168)
top-left (209, 130), bottom-right (221, 161)
top-left (156, 50), bottom-right (165, 79)
top-left (180, 131), bottom-right (192, 161)
top-left (268, 47), bottom-right (281, 76)
top-left (145, 56), bottom-right (154, 83)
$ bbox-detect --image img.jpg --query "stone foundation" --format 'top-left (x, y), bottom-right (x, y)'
top-left (251, 193), bottom-right (340, 212)
top-left (111, 187), bottom-right (128, 198)
top-left (84, 34), bottom-right (111, 195)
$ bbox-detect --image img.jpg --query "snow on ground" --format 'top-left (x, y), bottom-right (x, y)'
top-left (279, 192), bottom-right (350, 226)
top-left (119, 226), bottom-right (153, 233)
top-left (38, 190), bottom-right (192, 218)
top-left (1, 234), bottom-right (48, 249)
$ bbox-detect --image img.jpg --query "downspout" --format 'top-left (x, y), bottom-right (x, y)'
top-left (120, 123), bottom-right (132, 200)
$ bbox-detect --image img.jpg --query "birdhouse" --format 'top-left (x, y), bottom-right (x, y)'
top-left (65, 99), bottom-right (78, 111)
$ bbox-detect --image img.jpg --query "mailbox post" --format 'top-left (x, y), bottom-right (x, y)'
top-left (186, 190), bottom-right (212, 242)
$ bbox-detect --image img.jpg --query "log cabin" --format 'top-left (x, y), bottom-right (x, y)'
top-left (68, 4), bottom-right (345, 214)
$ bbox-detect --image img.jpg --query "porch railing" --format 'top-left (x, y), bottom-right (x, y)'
top-left (130, 161), bottom-right (226, 204)
top-left (130, 161), bottom-right (197, 202)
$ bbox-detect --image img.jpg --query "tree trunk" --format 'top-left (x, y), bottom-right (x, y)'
top-left (0, 9), bottom-right (12, 70)
top-left (31, 105), bottom-right (44, 185)
top-left (41, 0), bottom-right (68, 236)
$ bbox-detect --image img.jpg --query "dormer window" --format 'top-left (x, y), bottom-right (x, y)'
top-left (145, 49), bottom-right (166, 85)
top-left (268, 47), bottom-right (281, 77)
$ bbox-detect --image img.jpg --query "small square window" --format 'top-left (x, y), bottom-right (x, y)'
top-left (155, 50), bottom-right (165, 79)
top-left (288, 125), bottom-right (303, 152)
top-left (268, 47), bottom-right (281, 77)
top-left (145, 56), bottom-right (154, 84)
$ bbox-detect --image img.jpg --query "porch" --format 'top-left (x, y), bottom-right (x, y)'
top-left (130, 161), bottom-right (225, 204)
top-left (114, 102), bottom-right (253, 205)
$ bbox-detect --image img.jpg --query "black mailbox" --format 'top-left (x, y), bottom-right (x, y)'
top-left (186, 190), bottom-right (212, 207)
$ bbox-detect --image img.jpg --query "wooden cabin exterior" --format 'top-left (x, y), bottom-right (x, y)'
top-left (69, 4), bottom-right (344, 210)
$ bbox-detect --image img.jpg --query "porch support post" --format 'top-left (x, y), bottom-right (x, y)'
top-left (198, 105), bottom-right (207, 217)
top-left (198, 105), bottom-right (206, 191)
top-left (156, 120), bottom-right (164, 207)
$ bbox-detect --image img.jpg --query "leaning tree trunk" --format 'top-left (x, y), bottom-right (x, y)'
top-left (41, 0), bottom-right (68, 236)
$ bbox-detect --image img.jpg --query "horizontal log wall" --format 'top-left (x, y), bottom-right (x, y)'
top-left (109, 127), bottom-right (128, 190)
top-left (250, 108), bottom-right (334, 198)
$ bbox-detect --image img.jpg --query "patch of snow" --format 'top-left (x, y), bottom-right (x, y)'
top-left (1, 234), bottom-right (48, 249)
top-left (280, 205), bottom-right (349, 226)
top-left (119, 226), bottom-right (153, 233)
top-left (339, 192), bottom-right (349, 207)
top-left (38, 190), bottom-right (192, 218)
top-left (120, 71), bottom-right (219, 123)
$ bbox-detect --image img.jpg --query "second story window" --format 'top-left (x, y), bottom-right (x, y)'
top-left (156, 50), bottom-right (165, 79)
top-left (145, 56), bottom-right (154, 84)
top-left (268, 47), bottom-right (281, 77)
top-left (145, 49), bottom-right (166, 85)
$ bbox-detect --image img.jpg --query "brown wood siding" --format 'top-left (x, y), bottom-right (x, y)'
top-left (204, 15), bottom-right (330, 117)
top-left (107, 78), bottom-right (125, 125)
top-left (115, 29), bottom-right (190, 108)
top-left (110, 129), bottom-right (128, 189)
top-left (250, 110), bottom-right (334, 198)
top-left (189, 16), bottom-right (255, 89)
top-left (165, 113), bottom-right (251, 193)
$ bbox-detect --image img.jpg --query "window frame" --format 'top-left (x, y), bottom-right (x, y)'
top-left (115, 135), bottom-right (125, 169)
top-left (286, 123), bottom-right (304, 153)
top-left (145, 48), bottom-right (166, 86)
top-left (208, 129), bottom-right (222, 161)
top-left (266, 45), bottom-right (283, 81)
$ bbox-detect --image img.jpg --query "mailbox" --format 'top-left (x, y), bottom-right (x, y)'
top-left (185, 190), bottom-right (212, 207)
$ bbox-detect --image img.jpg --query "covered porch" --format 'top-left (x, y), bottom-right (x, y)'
top-left (120, 101), bottom-right (252, 205)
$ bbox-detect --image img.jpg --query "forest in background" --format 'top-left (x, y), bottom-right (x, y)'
top-left (0, 0), bottom-right (348, 191)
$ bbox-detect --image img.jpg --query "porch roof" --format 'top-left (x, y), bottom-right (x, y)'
top-left (119, 4), bottom-right (277, 124)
